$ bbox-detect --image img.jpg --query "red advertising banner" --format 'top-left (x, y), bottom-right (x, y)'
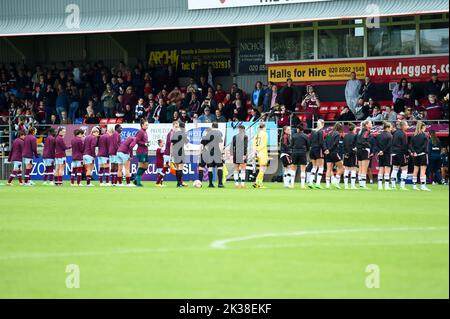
top-left (366, 56), bottom-right (450, 83)
top-left (268, 55), bottom-right (449, 84)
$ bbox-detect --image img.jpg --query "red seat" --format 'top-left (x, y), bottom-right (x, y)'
top-left (329, 106), bottom-right (339, 113)
top-left (325, 112), bottom-right (337, 121)
top-left (319, 106), bottom-right (329, 115)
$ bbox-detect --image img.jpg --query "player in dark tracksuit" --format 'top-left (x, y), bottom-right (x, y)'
top-left (309, 119), bottom-right (326, 188)
top-left (232, 125), bottom-right (249, 188)
top-left (291, 125), bottom-right (310, 189)
top-left (280, 126), bottom-right (294, 188)
top-left (410, 121), bottom-right (431, 191)
top-left (343, 123), bottom-right (358, 189)
top-left (356, 120), bottom-right (374, 189)
top-left (376, 122), bottom-right (393, 190)
top-left (390, 120), bottom-right (410, 190)
top-left (324, 122), bottom-right (344, 189)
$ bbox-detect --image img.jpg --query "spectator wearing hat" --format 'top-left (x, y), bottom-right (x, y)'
top-left (198, 107), bottom-right (215, 123)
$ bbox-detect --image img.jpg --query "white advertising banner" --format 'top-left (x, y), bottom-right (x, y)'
top-left (109, 123), bottom-right (226, 152)
top-left (188, 0), bottom-right (330, 10)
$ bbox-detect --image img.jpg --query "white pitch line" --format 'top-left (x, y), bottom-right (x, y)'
top-left (0, 227), bottom-right (447, 260)
top-left (210, 227), bottom-right (449, 249)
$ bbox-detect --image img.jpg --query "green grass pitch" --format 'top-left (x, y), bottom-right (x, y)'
top-left (0, 182), bottom-right (448, 299)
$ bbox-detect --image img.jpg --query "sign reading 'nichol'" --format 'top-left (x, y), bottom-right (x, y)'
top-left (188, 0), bottom-right (330, 10)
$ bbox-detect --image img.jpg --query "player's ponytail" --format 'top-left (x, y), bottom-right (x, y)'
top-left (382, 121), bottom-right (391, 131)
top-left (56, 127), bottom-right (65, 136)
top-left (28, 127), bottom-right (37, 135)
top-left (140, 118), bottom-right (148, 128)
top-left (280, 126), bottom-right (290, 145)
top-left (415, 121), bottom-right (425, 136)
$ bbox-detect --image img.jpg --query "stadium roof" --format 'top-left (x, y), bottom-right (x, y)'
top-left (0, 0), bottom-right (448, 37)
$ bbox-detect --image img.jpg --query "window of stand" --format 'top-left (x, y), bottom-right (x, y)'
top-left (267, 13), bottom-right (449, 63)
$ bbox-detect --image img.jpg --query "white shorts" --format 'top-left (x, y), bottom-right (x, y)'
top-left (55, 157), bottom-right (66, 165)
top-left (72, 160), bottom-right (83, 168)
top-left (83, 155), bottom-right (95, 165)
top-left (23, 157), bottom-right (33, 165)
top-left (117, 152), bottom-right (130, 164)
top-left (12, 161), bottom-right (22, 170)
top-left (163, 155), bottom-right (171, 165)
top-left (109, 155), bottom-right (119, 164)
top-left (98, 156), bottom-right (109, 165)
top-left (43, 158), bottom-right (55, 167)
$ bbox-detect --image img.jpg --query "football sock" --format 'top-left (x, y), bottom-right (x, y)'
top-left (218, 169), bottom-right (223, 186)
top-left (240, 170), bottom-right (246, 186)
top-left (344, 169), bottom-right (349, 187)
top-left (300, 172), bottom-right (306, 187)
top-left (384, 174), bottom-right (390, 189)
top-left (316, 167), bottom-right (323, 185)
top-left (8, 170), bottom-right (16, 183)
top-left (391, 168), bottom-right (399, 188)
top-left (400, 171), bottom-right (408, 188)
top-left (351, 171), bottom-right (357, 188)
top-left (208, 171), bottom-right (214, 186)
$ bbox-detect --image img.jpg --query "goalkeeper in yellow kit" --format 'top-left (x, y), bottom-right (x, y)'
top-left (252, 122), bottom-right (269, 189)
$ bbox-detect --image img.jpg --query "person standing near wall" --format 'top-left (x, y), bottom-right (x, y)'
top-left (345, 72), bottom-right (361, 115)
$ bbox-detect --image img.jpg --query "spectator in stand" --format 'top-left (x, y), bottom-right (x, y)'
top-left (234, 99), bottom-right (247, 122)
top-left (222, 94), bottom-right (235, 121)
top-left (279, 78), bottom-right (301, 112)
top-left (198, 107), bottom-right (215, 123)
top-left (121, 86), bottom-right (137, 114)
top-left (392, 78), bottom-right (408, 113)
top-left (424, 73), bottom-right (445, 99)
top-left (187, 92), bottom-right (200, 118)
top-left (301, 85), bottom-right (321, 129)
top-left (251, 81), bottom-right (264, 112)
top-left (166, 101), bottom-right (177, 123)
top-left (404, 82), bottom-right (420, 109)
top-left (345, 72), bottom-right (361, 115)
top-left (198, 76), bottom-right (211, 100)
top-left (248, 108), bottom-right (260, 122)
top-left (84, 106), bottom-right (100, 124)
top-left (168, 86), bottom-right (183, 105)
top-left (179, 110), bottom-right (191, 123)
top-left (35, 101), bottom-right (46, 124)
top-left (149, 99), bottom-right (166, 124)
top-left (60, 110), bottom-right (70, 124)
top-left (359, 76), bottom-right (376, 102)
top-left (338, 106), bottom-right (356, 122)
top-left (214, 84), bottom-right (226, 104)
top-left (172, 111), bottom-right (180, 122)
top-left (367, 106), bottom-right (383, 123)
top-left (135, 98), bottom-right (146, 122)
top-left (215, 109), bottom-right (226, 123)
top-left (187, 77), bottom-right (198, 92)
top-left (277, 105), bottom-right (290, 128)
top-left (55, 86), bottom-right (70, 123)
top-left (353, 98), bottom-right (370, 121)
top-left (68, 85), bottom-right (80, 123)
top-left (420, 94), bottom-right (443, 121)
top-left (262, 82), bottom-right (275, 113)
top-left (230, 83), bottom-right (244, 102)
top-left (381, 105), bottom-right (397, 122)
top-left (443, 92), bottom-right (449, 119)
top-left (49, 114), bottom-right (59, 125)
top-left (123, 104), bottom-right (134, 124)
top-left (398, 107), bottom-right (416, 121)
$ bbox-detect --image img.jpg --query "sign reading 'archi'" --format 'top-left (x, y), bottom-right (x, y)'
top-left (188, 0), bottom-right (330, 10)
